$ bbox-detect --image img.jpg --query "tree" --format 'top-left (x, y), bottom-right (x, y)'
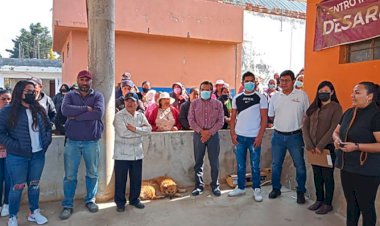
top-left (6, 23), bottom-right (52, 59)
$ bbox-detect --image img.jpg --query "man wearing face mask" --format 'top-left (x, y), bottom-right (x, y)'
top-left (268, 70), bottom-right (309, 204)
top-left (59, 70), bottom-right (105, 220)
top-left (28, 77), bottom-right (56, 125)
top-left (188, 81), bottom-right (224, 197)
top-left (53, 84), bottom-right (70, 135)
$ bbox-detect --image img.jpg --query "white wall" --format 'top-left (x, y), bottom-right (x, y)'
top-left (242, 11), bottom-right (306, 82)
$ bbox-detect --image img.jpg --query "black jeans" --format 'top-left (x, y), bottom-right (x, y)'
top-left (193, 132), bottom-right (220, 190)
top-left (341, 170), bottom-right (380, 226)
top-left (312, 145), bottom-right (335, 205)
top-left (114, 159), bottom-right (142, 208)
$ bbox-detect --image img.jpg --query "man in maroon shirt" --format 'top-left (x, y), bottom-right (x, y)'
top-left (188, 81), bottom-right (224, 197)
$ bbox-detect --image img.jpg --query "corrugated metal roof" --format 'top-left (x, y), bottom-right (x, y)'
top-left (224, 0), bottom-right (306, 13)
top-left (0, 58), bottom-right (61, 68)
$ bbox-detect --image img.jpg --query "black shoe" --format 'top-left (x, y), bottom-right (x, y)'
top-left (59, 208), bottom-right (73, 220)
top-left (297, 192), bottom-right (306, 204)
top-left (315, 204), bottom-right (333, 215)
top-left (268, 189), bottom-right (281, 199)
top-left (131, 202), bottom-right (145, 209)
top-left (116, 206), bottom-right (125, 212)
top-left (212, 188), bottom-right (221, 197)
top-left (191, 187), bottom-right (204, 196)
top-left (86, 202), bottom-right (99, 213)
top-left (308, 201), bottom-right (323, 211)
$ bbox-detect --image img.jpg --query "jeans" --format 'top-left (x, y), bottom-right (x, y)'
top-left (235, 135), bottom-right (261, 190)
top-left (193, 132), bottom-right (220, 190)
top-left (0, 158), bottom-right (10, 206)
top-left (62, 139), bottom-right (100, 209)
top-left (6, 152), bottom-right (45, 217)
top-left (341, 170), bottom-right (380, 226)
top-left (114, 160), bottom-right (142, 207)
top-left (271, 131), bottom-right (306, 193)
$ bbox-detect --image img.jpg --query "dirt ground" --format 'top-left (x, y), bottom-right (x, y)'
top-left (0, 186), bottom-right (345, 226)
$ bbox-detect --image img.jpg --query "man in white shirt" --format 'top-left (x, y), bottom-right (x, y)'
top-left (228, 71), bottom-right (268, 202)
top-left (268, 70), bottom-right (309, 204)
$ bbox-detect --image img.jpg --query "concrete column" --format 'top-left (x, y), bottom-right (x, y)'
top-left (0, 75), bottom-right (4, 88)
top-left (87, 0), bottom-right (115, 202)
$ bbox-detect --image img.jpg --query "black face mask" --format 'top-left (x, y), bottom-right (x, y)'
top-left (318, 92), bottom-right (331, 102)
top-left (142, 88), bottom-right (150, 93)
top-left (60, 89), bottom-right (68, 93)
top-left (221, 94), bottom-right (229, 101)
top-left (23, 93), bottom-right (36, 104)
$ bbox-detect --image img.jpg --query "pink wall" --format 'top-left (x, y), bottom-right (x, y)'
top-left (53, 0), bottom-right (243, 88)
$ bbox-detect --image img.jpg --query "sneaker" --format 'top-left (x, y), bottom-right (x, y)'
top-left (212, 187), bottom-right (221, 197)
top-left (253, 188), bottom-right (263, 202)
top-left (191, 188), bottom-right (203, 196)
top-left (1, 204), bottom-right (9, 217)
top-left (268, 189), bottom-right (281, 199)
top-left (86, 202), bottom-right (99, 213)
top-left (131, 202), bottom-right (145, 209)
top-left (296, 192), bottom-right (306, 204)
top-left (308, 201), bottom-right (323, 211)
top-left (8, 216), bottom-right (18, 226)
top-left (315, 204), bottom-right (333, 215)
top-left (228, 187), bottom-right (246, 197)
top-left (27, 209), bottom-right (48, 225)
top-left (59, 208), bottom-right (73, 220)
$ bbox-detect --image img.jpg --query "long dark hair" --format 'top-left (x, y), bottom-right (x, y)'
top-left (8, 80), bottom-right (50, 130)
top-left (359, 81), bottom-right (380, 107)
top-left (306, 81), bottom-right (340, 117)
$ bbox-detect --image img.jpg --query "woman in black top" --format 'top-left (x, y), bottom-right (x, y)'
top-left (332, 82), bottom-right (380, 226)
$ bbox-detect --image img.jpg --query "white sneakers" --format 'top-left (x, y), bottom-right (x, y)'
top-left (254, 188), bottom-right (263, 202)
top-left (8, 216), bottom-right (18, 226)
top-left (1, 204), bottom-right (9, 217)
top-left (27, 209), bottom-right (48, 225)
top-left (228, 187), bottom-right (246, 197)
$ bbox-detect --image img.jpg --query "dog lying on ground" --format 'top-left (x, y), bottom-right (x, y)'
top-left (140, 176), bottom-right (187, 200)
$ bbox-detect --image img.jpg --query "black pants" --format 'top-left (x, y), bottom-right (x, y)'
top-left (193, 132), bottom-right (220, 189)
top-left (114, 159), bottom-right (142, 208)
top-left (341, 170), bottom-right (380, 226)
top-left (312, 145), bottom-right (335, 205)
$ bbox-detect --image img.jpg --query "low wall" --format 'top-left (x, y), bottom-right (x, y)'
top-left (35, 129), bottom-right (378, 217)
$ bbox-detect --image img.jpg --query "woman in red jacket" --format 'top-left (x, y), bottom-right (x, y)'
top-left (148, 92), bottom-right (181, 131)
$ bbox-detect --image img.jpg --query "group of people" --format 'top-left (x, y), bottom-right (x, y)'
top-left (0, 68), bottom-right (378, 226)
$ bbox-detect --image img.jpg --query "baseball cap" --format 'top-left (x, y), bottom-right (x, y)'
top-left (28, 77), bottom-right (43, 86)
top-left (121, 80), bottom-right (134, 88)
top-left (121, 72), bottom-right (132, 80)
top-left (124, 92), bottom-right (138, 102)
top-left (77, 70), bottom-right (93, 79)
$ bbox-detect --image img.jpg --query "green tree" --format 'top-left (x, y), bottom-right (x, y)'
top-left (6, 23), bottom-right (52, 59)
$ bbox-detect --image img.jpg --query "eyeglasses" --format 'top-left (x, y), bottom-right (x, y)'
top-left (23, 89), bottom-right (35, 94)
top-left (280, 79), bottom-right (293, 83)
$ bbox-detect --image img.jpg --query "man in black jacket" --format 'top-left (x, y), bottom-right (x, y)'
top-left (179, 88), bottom-right (199, 130)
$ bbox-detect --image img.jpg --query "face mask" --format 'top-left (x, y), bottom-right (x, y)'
top-left (200, 91), bottom-right (211, 100)
top-left (142, 88), bottom-right (150, 93)
top-left (23, 93), bottom-right (36, 104)
top-left (174, 87), bottom-right (182, 95)
top-left (318, 92), bottom-right (331, 102)
top-left (295, 81), bottom-right (304, 88)
top-left (221, 94), bottom-right (229, 101)
top-left (60, 89), bottom-right (68, 93)
top-left (268, 84), bottom-right (276, 90)
top-left (244, 82), bottom-right (255, 92)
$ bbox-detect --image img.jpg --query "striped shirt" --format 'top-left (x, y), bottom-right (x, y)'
top-left (188, 98), bottom-right (224, 135)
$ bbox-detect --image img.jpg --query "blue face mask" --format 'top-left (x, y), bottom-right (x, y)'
top-left (200, 91), bottom-right (211, 100)
top-left (244, 82), bottom-right (255, 92)
top-left (268, 84), bottom-right (276, 90)
top-left (295, 81), bottom-right (304, 88)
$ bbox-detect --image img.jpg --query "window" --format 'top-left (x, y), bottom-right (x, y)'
top-left (346, 37), bottom-right (380, 63)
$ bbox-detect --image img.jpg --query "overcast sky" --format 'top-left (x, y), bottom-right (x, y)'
top-left (0, 0), bottom-right (53, 57)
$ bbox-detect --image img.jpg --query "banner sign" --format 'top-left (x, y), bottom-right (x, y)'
top-left (314, 0), bottom-right (380, 51)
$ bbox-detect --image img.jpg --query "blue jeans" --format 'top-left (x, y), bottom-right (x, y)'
top-left (6, 152), bottom-right (45, 217)
top-left (62, 139), bottom-right (100, 209)
top-left (235, 135), bottom-right (261, 190)
top-left (0, 158), bottom-right (10, 205)
top-left (271, 131), bottom-right (306, 193)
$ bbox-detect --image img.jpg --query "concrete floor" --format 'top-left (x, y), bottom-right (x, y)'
top-left (0, 186), bottom-right (345, 226)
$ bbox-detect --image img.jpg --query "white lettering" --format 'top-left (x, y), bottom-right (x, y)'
top-left (341, 15), bottom-right (353, 30)
top-left (365, 6), bottom-right (379, 23)
top-left (334, 19), bottom-right (343, 33)
top-left (353, 11), bottom-right (366, 28)
top-left (323, 20), bottom-right (335, 35)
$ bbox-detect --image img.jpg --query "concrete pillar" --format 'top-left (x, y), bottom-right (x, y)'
top-left (0, 75), bottom-right (4, 88)
top-left (87, 0), bottom-right (115, 202)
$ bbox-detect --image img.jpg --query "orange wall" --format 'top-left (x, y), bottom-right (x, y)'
top-left (304, 0), bottom-right (380, 110)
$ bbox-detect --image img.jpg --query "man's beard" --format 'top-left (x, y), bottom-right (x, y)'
top-left (79, 85), bottom-right (90, 92)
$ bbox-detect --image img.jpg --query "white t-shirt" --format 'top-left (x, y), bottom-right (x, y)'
top-left (232, 92), bottom-right (268, 137)
top-left (268, 89), bottom-right (309, 132)
top-left (26, 109), bottom-right (43, 153)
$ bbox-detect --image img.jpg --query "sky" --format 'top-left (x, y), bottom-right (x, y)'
top-left (0, 0), bottom-right (53, 57)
